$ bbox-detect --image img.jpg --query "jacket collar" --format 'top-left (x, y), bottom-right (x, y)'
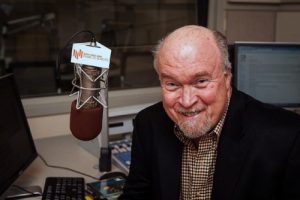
top-left (212, 88), bottom-right (253, 200)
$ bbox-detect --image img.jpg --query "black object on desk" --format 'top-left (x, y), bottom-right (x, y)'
top-left (42, 177), bottom-right (85, 200)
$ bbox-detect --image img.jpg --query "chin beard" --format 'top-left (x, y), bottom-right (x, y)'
top-left (178, 114), bottom-right (212, 139)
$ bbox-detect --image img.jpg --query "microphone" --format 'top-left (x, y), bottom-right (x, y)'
top-left (67, 38), bottom-right (111, 141)
top-left (58, 32), bottom-right (112, 171)
top-left (70, 65), bottom-right (104, 141)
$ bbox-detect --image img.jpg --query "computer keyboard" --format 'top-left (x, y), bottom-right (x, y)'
top-left (110, 139), bottom-right (132, 173)
top-left (42, 177), bottom-right (85, 200)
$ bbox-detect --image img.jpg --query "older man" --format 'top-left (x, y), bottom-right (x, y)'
top-left (119, 25), bottom-right (300, 200)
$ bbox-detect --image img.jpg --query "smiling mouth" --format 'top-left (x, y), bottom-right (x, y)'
top-left (177, 110), bottom-right (202, 117)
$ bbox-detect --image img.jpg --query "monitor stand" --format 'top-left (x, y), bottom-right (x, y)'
top-left (4, 185), bottom-right (42, 199)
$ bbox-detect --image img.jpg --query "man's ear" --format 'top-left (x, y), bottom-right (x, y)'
top-left (224, 69), bottom-right (232, 88)
top-left (224, 69), bottom-right (232, 98)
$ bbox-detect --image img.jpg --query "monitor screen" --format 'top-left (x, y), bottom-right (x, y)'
top-left (9, 61), bottom-right (57, 97)
top-left (234, 42), bottom-right (300, 107)
top-left (0, 74), bottom-right (37, 196)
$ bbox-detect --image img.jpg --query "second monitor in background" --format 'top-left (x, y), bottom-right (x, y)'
top-left (233, 42), bottom-right (300, 110)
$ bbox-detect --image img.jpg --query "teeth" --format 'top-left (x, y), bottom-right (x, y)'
top-left (181, 111), bottom-right (199, 116)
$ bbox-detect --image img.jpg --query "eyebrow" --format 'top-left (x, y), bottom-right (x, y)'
top-left (159, 72), bottom-right (174, 80)
top-left (193, 72), bottom-right (210, 77)
top-left (159, 71), bottom-right (210, 80)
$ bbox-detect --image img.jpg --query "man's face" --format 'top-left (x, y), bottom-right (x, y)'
top-left (157, 37), bottom-right (231, 139)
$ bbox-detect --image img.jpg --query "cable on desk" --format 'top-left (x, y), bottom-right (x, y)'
top-left (38, 153), bottom-right (100, 181)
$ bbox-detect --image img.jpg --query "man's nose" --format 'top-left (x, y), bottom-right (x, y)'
top-left (179, 86), bottom-right (197, 108)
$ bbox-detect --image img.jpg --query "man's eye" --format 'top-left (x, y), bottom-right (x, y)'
top-left (196, 79), bottom-right (209, 88)
top-left (165, 82), bottom-right (179, 91)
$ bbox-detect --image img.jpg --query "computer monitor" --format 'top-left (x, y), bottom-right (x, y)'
top-left (9, 61), bottom-right (57, 97)
top-left (0, 74), bottom-right (38, 198)
top-left (234, 42), bottom-right (300, 108)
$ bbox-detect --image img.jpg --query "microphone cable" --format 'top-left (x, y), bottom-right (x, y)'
top-left (38, 153), bottom-right (100, 181)
top-left (55, 30), bottom-right (96, 93)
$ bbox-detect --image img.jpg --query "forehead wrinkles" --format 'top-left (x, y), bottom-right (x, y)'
top-left (158, 37), bottom-right (221, 74)
top-left (160, 28), bottom-right (220, 61)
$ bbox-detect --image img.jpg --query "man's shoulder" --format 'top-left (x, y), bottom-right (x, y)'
top-left (135, 101), bottom-right (173, 125)
top-left (236, 90), bottom-right (300, 130)
top-left (252, 102), bottom-right (300, 130)
top-left (137, 101), bottom-right (165, 117)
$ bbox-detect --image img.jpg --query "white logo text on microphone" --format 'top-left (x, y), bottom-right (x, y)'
top-left (71, 42), bottom-right (111, 69)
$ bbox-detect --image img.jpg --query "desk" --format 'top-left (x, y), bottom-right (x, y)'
top-left (8, 135), bottom-right (122, 199)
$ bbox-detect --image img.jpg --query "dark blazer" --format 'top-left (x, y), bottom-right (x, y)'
top-left (119, 89), bottom-right (300, 200)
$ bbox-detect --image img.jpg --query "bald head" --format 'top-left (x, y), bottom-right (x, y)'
top-left (159, 25), bottom-right (214, 52)
top-left (153, 25), bottom-right (231, 73)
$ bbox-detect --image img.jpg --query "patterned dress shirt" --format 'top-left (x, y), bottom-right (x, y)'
top-left (174, 104), bottom-right (229, 200)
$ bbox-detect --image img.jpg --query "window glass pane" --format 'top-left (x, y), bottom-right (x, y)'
top-left (0, 0), bottom-right (197, 97)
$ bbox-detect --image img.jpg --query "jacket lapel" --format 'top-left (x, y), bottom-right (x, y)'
top-left (158, 137), bottom-right (182, 200)
top-left (212, 89), bottom-right (253, 200)
top-left (156, 112), bottom-right (183, 200)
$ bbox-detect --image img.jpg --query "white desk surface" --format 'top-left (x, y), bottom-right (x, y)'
top-left (7, 135), bottom-right (122, 199)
